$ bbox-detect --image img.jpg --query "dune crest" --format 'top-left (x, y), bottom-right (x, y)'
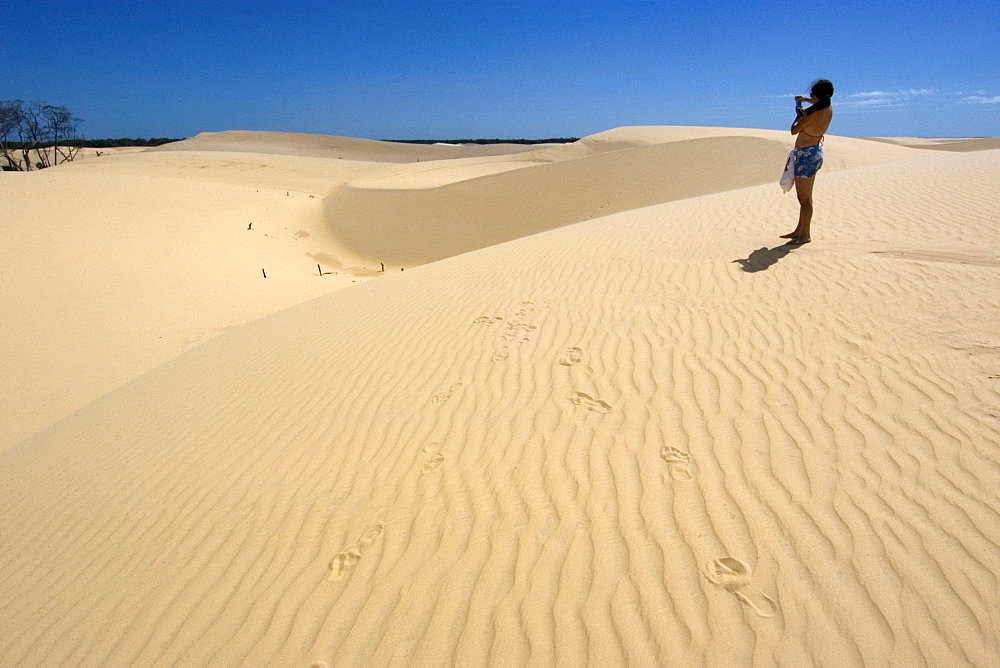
top-left (151, 129), bottom-right (551, 161)
top-left (323, 135), bottom-right (792, 265)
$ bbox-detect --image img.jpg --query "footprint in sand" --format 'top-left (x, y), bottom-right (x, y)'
top-left (660, 446), bottom-right (692, 481)
top-left (559, 346), bottom-right (584, 366)
top-left (571, 391), bottom-right (613, 413)
top-left (500, 322), bottom-right (538, 346)
top-left (473, 315), bottom-right (503, 325)
top-left (431, 382), bottom-right (463, 406)
top-left (329, 523), bottom-right (384, 581)
top-left (703, 556), bottom-right (777, 618)
top-left (492, 346), bottom-right (510, 363)
top-left (514, 300), bottom-right (535, 317)
top-left (422, 453), bottom-right (446, 474)
top-left (329, 547), bottom-right (362, 579)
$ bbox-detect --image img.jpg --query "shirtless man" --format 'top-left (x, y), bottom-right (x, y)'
top-left (781, 79), bottom-right (834, 244)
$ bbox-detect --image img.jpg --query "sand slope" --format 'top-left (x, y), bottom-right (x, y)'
top-left (0, 160), bottom-right (364, 450)
top-left (323, 135), bottom-right (792, 265)
top-left (1, 127), bottom-right (919, 451)
top-left (0, 136), bottom-right (550, 450)
top-left (322, 129), bottom-right (919, 266)
top-left (2, 135), bottom-right (998, 665)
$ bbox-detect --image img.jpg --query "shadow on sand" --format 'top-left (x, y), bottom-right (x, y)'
top-left (733, 242), bottom-right (803, 273)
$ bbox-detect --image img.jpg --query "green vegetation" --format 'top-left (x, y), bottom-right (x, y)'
top-left (1, 137), bottom-right (182, 149)
top-left (62, 137), bottom-right (182, 147)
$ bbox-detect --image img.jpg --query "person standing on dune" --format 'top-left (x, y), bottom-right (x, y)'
top-left (781, 79), bottom-right (834, 244)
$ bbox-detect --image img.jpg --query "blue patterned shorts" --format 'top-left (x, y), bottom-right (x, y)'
top-left (793, 145), bottom-right (824, 178)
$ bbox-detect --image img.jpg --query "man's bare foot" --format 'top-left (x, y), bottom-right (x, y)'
top-left (779, 232), bottom-right (799, 239)
top-left (789, 236), bottom-right (811, 245)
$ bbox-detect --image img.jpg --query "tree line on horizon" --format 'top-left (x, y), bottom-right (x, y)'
top-left (4, 97), bottom-right (581, 171)
top-left (1, 137), bottom-right (182, 149)
top-left (51, 137), bottom-right (182, 147)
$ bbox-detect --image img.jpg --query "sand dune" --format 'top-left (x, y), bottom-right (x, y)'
top-left (65, 148), bottom-right (387, 194)
top-left (2, 126), bottom-right (874, 451)
top-left (862, 136), bottom-right (1000, 152)
top-left (0, 149), bottom-right (384, 450)
top-left (322, 130), bottom-right (922, 266)
top-left (1, 126), bottom-right (999, 665)
top-left (151, 130), bottom-right (553, 161)
top-left (0, 135), bottom-right (560, 450)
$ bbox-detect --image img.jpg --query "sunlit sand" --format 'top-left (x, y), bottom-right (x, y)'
top-left (1, 127), bottom-right (998, 665)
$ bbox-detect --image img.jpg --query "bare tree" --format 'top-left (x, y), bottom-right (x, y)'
top-left (0, 100), bottom-right (83, 171)
top-left (43, 104), bottom-right (83, 166)
top-left (0, 100), bottom-right (26, 170)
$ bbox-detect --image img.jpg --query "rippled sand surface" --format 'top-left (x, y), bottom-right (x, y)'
top-left (2, 128), bottom-right (999, 665)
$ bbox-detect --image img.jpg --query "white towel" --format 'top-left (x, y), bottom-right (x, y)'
top-left (779, 149), bottom-right (795, 193)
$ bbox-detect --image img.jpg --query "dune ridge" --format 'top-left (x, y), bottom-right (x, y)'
top-left (150, 130), bottom-right (553, 161)
top-left (861, 136), bottom-right (1000, 152)
top-left (1, 133), bottom-right (557, 450)
top-left (322, 130), bottom-right (922, 266)
top-left (323, 135), bottom-right (792, 265)
top-left (1, 132), bottom-right (998, 664)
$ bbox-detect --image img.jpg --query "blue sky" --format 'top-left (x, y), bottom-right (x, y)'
top-left (3, 0), bottom-right (997, 139)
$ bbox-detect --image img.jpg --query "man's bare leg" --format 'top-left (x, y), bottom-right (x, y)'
top-left (781, 176), bottom-right (815, 243)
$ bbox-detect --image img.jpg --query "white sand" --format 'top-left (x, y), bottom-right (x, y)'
top-left (1, 127), bottom-right (999, 665)
top-left (862, 136), bottom-right (1000, 152)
